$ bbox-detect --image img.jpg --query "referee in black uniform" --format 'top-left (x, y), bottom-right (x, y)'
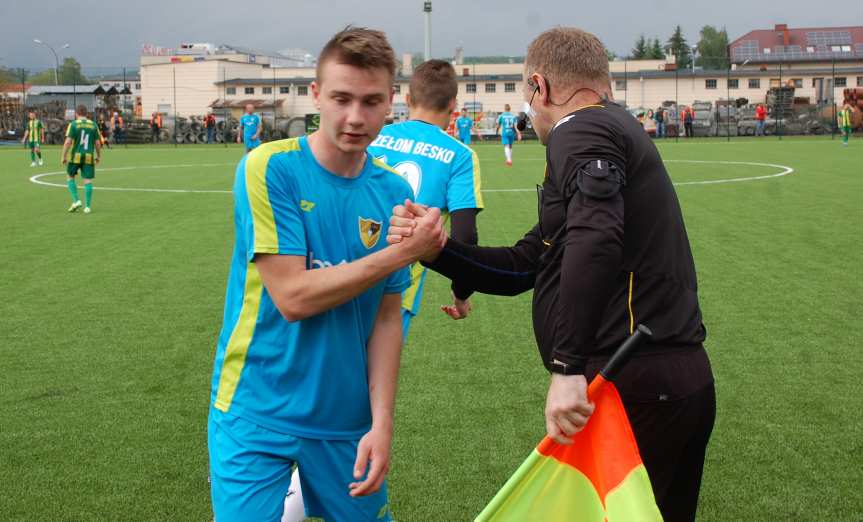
top-left (388, 27), bottom-right (715, 522)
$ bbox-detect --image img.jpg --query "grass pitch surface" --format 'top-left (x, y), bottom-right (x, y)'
top-left (1, 136), bottom-right (860, 520)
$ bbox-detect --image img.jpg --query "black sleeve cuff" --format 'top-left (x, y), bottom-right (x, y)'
top-left (547, 352), bottom-right (587, 375)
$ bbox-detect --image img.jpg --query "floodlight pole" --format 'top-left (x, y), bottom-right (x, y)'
top-left (423, 1), bottom-right (432, 61)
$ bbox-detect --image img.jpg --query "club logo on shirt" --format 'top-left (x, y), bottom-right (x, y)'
top-left (300, 199), bottom-right (315, 212)
top-left (358, 217), bottom-right (383, 249)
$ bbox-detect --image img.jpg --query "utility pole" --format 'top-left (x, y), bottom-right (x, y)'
top-left (423, 1), bottom-right (432, 61)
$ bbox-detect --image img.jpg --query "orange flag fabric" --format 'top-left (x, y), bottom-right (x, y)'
top-left (475, 374), bottom-right (662, 522)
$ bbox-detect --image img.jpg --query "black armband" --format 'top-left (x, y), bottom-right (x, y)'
top-left (575, 159), bottom-right (625, 200)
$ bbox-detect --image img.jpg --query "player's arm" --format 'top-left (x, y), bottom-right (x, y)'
top-left (349, 292), bottom-right (402, 497)
top-left (253, 116), bottom-right (261, 140)
top-left (61, 124), bottom-right (73, 164)
top-left (389, 201), bottom-right (540, 296)
top-left (256, 208), bottom-right (445, 322)
top-left (40, 125), bottom-right (45, 143)
top-left (236, 120), bottom-right (242, 144)
top-left (21, 129), bottom-right (28, 143)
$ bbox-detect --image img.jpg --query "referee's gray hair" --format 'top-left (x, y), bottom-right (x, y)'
top-left (526, 27), bottom-right (609, 90)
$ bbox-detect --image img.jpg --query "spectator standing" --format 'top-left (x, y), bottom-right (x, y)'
top-left (150, 112), bottom-right (162, 144)
top-left (655, 106), bottom-right (665, 138)
top-left (111, 111), bottom-right (124, 145)
top-left (205, 112), bottom-right (217, 144)
top-left (755, 104), bottom-right (767, 136)
top-left (683, 106), bottom-right (694, 138)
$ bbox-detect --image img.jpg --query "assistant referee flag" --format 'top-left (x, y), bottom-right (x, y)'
top-left (475, 373), bottom-right (662, 521)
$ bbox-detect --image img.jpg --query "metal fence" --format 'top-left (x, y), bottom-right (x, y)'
top-left (2, 58), bottom-right (861, 146)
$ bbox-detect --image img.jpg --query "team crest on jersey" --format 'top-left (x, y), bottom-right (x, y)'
top-left (359, 217), bottom-right (383, 249)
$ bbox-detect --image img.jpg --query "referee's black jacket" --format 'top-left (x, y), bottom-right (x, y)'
top-left (423, 101), bottom-right (706, 375)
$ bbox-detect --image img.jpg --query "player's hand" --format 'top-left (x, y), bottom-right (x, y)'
top-left (61, 157), bottom-right (68, 165)
top-left (349, 426), bottom-right (392, 497)
top-left (386, 202), bottom-right (424, 243)
top-left (95, 157), bottom-right (101, 165)
top-left (236, 136), bottom-right (241, 144)
top-left (545, 373), bottom-right (594, 445)
top-left (441, 294), bottom-right (471, 320)
top-left (517, 132), bottom-right (523, 142)
top-left (391, 200), bottom-right (446, 262)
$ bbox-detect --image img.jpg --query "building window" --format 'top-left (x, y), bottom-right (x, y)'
top-left (841, 45), bottom-right (851, 52)
top-left (705, 79), bottom-right (717, 89)
top-left (763, 48), bottom-right (771, 54)
top-left (244, 87), bottom-right (254, 95)
top-left (857, 76), bottom-right (863, 87)
top-left (791, 78), bottom-right (803, 88)
top-left (748, 78), bottom-right (760, 89)
top-left (297, 86), bottom-right (308, 96)
top-left (504, 82), bottom-right (515, 93)
top-left (812, 77), bottom-right (822, 87)
top-left (394, 84), bottom-right (401, 94)
top-left (135, 83), bottom-right (141, 90)
top-left (835, 77), bottom-right (847, 87)
top-left (806, 46), bottom-right (815, 53)
top-left (262, 86), bottom-right (272, 94)
top-left (462, 68), bottom-right (470, 77)
top-left (280, 86), bottom-right (290, 94)
top-left (727, 78), bottom-right (739, 89)
top-left (615, 80), bottom-right (627, 91)
top-left (226, 87), bottom-right (236, 95)
top-left (485, 83), bottom-right (496, 93)
top-left (466, 83), bottom-right (476, 93)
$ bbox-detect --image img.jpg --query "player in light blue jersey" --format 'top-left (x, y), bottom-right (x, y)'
top-left (209, 28), bottom-right (445, 522)
top-left (368, 59), bottom-right (484, 339)
top-left (455, 108), bottom-right (474, 145)
top-left (496, 103), bottom-right (522, 166)
top-left (237, 103), bottom-right (262, 152)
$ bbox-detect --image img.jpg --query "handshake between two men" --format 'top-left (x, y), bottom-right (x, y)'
top-left (386, 199), bottom-right (597, 444)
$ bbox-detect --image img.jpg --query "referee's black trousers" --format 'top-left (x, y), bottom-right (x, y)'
top-left (586, 345), bottom-right (715, 522)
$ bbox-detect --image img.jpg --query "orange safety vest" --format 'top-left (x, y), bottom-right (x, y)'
top-left (150, 114), bottom-right (162, 127)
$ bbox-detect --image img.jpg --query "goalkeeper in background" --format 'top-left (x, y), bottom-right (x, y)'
top-left (61, 105), bottom-right (102, 214)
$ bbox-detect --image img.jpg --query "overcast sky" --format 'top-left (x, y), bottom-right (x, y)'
top-left (0, 0), bottom-right (854, 70)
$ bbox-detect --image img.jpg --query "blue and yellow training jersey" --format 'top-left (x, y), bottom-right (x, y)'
top-left (240, 113), bottom-right (261, 139)
top-left (368, 120), bottom-right (483, 317)
top-left (498, 112), bottom-right (517, 135)
top-left (211, 135), bottom-right (412, 440)
top-left (456, 116), bottom-right (473, 136)
top-left (369, 120), bottom-right (483, 211)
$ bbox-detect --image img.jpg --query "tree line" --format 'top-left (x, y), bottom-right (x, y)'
top-left (623, 24), bottom-right (730, 69)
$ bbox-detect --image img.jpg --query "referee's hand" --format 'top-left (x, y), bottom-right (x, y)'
top-left (545, 374), bottom-right (595, 445)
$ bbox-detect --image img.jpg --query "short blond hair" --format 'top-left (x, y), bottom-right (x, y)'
top-left (526, 27), bottom-right (609, 90)
top-left (317, 26), bottom-right (397, 82)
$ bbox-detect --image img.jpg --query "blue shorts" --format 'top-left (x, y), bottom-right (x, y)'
top-left (208, 408), bottom-right (392, 522)
top-left (245, 137), bottom-right (261, 151)
top-left (459, 133), bottom-right (471, 145)
top-left (501, 132), bottom-right (515, 146)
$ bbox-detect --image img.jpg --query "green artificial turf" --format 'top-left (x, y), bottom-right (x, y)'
top-left (0, 136), bottom-right (860, 521)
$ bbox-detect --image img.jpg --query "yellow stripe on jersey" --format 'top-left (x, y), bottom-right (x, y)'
top-left (401, 262), bottom-right (428, 313)
top-left (214, 261), bottom-right (265, 412)
top-left (372, 156), bottom-right (408, 181)
top-left (470, 149), bottom-right (484, 209)
top-left (244, 139), bottom-right (301, 255)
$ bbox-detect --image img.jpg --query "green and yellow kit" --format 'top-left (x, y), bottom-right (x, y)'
top-left (26, 119), bottom-right (44, 148)
top-left (65, 118), bottom-right (102, 179)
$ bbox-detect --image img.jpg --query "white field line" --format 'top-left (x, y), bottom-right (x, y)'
top-left (28, 160), bottom-right (793, 194)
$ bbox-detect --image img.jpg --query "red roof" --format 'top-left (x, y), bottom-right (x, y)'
top-left (730, 24), bottom-right (863, 63)
top-left (0, 83), bottom-right (31, 93)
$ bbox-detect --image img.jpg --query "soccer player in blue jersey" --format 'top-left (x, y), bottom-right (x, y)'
top-left (237, 103), bottom-right (262, 152)
top-left (455, 107), bottom-right (474, 145)
top-left (496, 103), bottom-right (522, 166)
top-left (208, 28), bottom-right (445, 522)
top-left (368, 59), bottom-right (483, 337)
